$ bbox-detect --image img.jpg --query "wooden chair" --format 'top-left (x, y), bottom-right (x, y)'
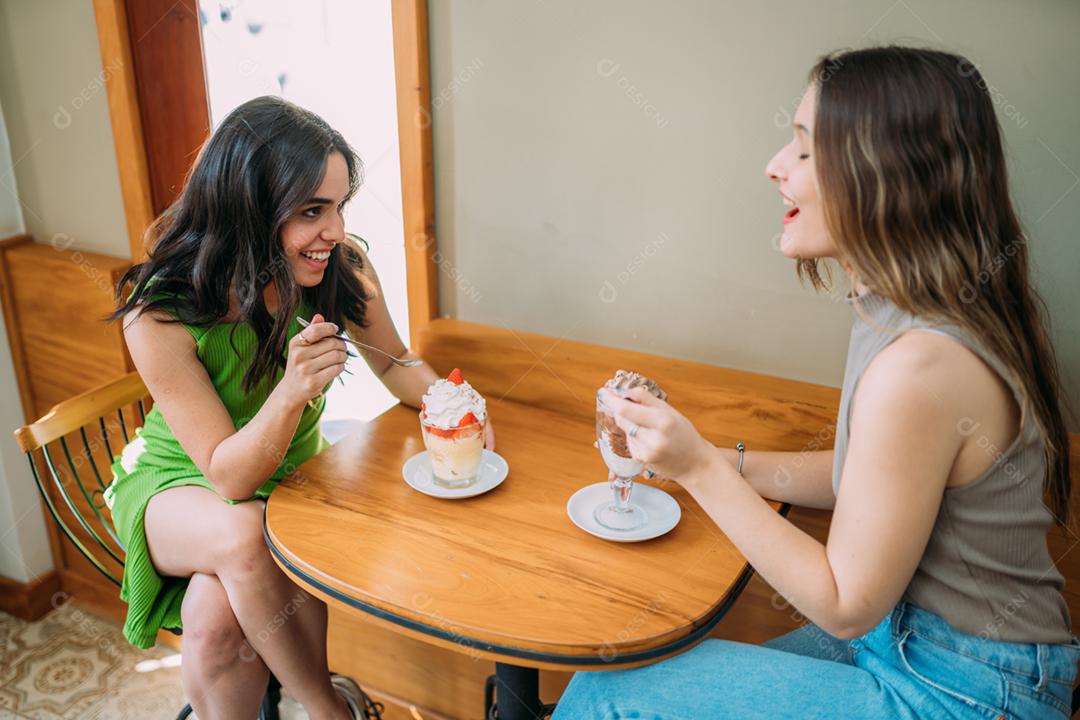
top-left (13, 371), bottom-right (282, 720)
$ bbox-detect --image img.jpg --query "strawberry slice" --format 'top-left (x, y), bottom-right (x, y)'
top-left (447, 368), bottom-right (464, 385)
top-left (422, 411), bottom-right (482, 439)
top-left (425, 426), bottom-right (456, 439)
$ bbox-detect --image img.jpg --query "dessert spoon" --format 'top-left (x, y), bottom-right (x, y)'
top-left (295, 317), bottom-right (423, 367)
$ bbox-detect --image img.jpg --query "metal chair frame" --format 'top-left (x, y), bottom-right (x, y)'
top-left (15, 372), bottom-right (281, 720)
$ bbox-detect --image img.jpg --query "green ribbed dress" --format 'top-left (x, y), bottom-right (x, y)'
top-left (104, 304), bottom-right (328, 649)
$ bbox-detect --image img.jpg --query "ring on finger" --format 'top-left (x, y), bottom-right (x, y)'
top-left (628, 422), bottom-right (640, 439)
top-left (298, 333), bottom-right (310, 346)
top-left (644, 468), bottom-right (656, 479)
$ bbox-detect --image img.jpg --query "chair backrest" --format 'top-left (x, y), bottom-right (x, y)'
top-left (13, 372), bottom-right (151, 587)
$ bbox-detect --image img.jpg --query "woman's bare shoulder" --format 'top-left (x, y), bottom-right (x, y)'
top-left (121, 305), bottom-right (196, 356)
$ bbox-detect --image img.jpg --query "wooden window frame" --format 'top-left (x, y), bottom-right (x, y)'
top-left (91, 0), bottom-right (438, 346)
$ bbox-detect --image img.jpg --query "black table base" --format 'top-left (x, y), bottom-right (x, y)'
top-left (484, 663), bottom-right (557, 720)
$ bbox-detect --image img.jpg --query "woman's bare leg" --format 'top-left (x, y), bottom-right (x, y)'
top-left (145, 486), bottom-right (350, 720)
top-left (180, 572), bottom-right (269, 719)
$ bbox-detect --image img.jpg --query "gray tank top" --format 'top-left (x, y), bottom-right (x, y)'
top-left (832, 291), bottom-right (1071, 644)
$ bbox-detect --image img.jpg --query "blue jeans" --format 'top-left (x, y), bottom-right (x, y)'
top-left (553, 602), bottom-right (1080, 719)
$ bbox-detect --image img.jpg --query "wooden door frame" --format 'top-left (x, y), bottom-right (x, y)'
top-left (91, 0), bottom-right (439, 347)
top-left (392, 0), bottom-right (439, 343)
top-left (91, 0), bottom-right (154, 261)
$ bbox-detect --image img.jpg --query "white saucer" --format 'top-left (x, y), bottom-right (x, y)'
top-left (402, 450), bottom-right (508, 499)
top-left (567, 482), bottom-right (681, 542)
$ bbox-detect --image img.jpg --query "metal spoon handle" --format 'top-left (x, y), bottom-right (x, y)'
top-left (295, 317), bottom-right (422, 368)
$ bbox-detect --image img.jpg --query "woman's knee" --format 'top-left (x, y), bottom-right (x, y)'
top-left (144, 486), bottom-right (267, 577)
top-left (181, 575), bottom-right (249, 670)
top-left (218, 500), bottom-right (273, 575)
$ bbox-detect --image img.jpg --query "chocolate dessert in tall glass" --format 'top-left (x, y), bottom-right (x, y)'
top-left (594, 370), bottom-right (667, 531)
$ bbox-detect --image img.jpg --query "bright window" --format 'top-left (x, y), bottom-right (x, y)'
top-left (199, 0), bottom-right (407, 432)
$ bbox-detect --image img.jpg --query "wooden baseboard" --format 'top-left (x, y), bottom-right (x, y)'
top-left (0, 570), bottom-right (62, 620)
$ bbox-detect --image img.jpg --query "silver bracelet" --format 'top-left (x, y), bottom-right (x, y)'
top-left (735, 442), bottom-right (746, 476)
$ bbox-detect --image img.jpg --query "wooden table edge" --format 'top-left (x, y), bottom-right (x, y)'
top-left (263, 503), bottom-right (792, 671)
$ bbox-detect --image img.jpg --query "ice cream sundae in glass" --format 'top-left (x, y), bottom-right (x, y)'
top-left (420, 368), bottom-right (487, 488)
top-left (594, 370), bottom-right (667, 531)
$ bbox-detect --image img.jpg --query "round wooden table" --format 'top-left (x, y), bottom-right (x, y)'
top-left (264, 399), bottom-right (787, 719)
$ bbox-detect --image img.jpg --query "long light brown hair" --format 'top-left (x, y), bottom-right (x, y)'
top-left (801, 46), bottom-right (1072, 525)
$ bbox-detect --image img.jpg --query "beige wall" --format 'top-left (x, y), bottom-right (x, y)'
top-left (428, 0), bottom-right (1080, 429)
top-left (0, 95), bottom-right (23, 237)
top-left (0, 300), bottom-right (50, 584)
top-left (0, 0), bottom-right (132, 582)
top-left (0, 0), bottom-right (129, 258)
top-left (0, 96), bottom-right (51, 583)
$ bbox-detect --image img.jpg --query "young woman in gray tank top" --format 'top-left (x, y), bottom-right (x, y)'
top-left (555, 46), bottom-right (1079, 720)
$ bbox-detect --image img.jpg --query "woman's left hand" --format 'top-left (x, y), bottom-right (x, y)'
top-left (598, 387), bottom-right (714, 481)
top-left (484, 417), bottom-right (496, 451)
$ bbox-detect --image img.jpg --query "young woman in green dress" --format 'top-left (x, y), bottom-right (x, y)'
top-left (107, 95), bottom-right (493, 720)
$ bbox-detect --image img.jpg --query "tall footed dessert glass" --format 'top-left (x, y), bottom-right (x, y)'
top-left (594, 370), bottom-right (667, 532)
top-left (420, 368), bottom-right (487, 488)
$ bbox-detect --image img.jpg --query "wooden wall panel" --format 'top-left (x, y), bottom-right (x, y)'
top-left (2, 242), bottom-right (131, 418)
top-left (416, 318), bottom-right (842, 453)
top-left (0, 239), bottom-right (132, 614)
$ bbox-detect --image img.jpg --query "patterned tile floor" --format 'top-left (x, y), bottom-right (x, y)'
top-left (0, 605), bottom-right (308, 719)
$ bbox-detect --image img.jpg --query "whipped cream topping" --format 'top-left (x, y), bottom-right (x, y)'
top-left (603, 369), bottom-right (667, 402)
top-left (422, 378), bottom-right (487, 429)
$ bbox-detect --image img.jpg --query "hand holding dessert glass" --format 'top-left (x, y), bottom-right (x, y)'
top-left (593, 370), bottom-right (668, 532)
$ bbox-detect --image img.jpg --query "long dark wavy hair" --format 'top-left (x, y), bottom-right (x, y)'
top-left (110, 96), bottom-right (372, 394)
top-left (800, 46), bottom-right (1072, 525)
